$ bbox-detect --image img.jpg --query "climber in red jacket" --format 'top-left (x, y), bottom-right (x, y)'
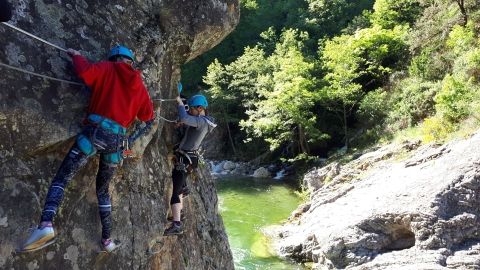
top-left (19, 45), bottom-right (155, 253)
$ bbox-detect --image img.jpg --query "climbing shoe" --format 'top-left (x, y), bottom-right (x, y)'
top-left (101, 239), bottom-right (121, 253)
top-left (19, 225), bottom-right (55, 253)
top-left (163, 222), bottom-right (184, 236)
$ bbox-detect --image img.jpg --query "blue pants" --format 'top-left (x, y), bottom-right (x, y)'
top-left (40, 124), bottom-right (124, 239)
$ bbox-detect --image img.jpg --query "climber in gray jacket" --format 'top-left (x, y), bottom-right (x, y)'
top-left (164, 94), bottom-right (216, 235)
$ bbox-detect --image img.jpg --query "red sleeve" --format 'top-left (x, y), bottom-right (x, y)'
top-left (72, 55), bottom-right (107, 87)
top-left (137, 86), bottom-right (154, 122)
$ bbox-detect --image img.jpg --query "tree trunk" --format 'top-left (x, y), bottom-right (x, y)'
top-left (298, 125), bottom-right (310, 154)
top-left (456, 0), bottom-right (468, 26)
top-left (343, 105), bottom-right (348, 149)
top-left (224, 115), bottom-right (237, 156)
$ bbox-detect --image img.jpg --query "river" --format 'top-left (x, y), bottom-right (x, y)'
top-left (216, 176), bottom-right (305, 270)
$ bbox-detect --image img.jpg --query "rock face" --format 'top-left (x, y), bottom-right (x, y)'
top-left (0, 1), bottom-right (239, 269)
top-left (275, 132), bottom-right (480, 269)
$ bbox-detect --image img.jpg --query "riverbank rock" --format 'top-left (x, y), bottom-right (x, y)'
top-left (223, 160), bottom-right (237, 171)
top-left (274, 132), bottom-right (480, 269)
top-left (0, 1), bottom-right (239, 269)
top-left (253, 167), bottom-right (271, 178)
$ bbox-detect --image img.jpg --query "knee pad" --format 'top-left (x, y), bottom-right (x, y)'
top-left (76, 134), bottom-right (96, 156)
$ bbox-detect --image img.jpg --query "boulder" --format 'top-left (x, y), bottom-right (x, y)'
top-left (253, 167), bottom-right (271, 178)
top-left (223, 160), bottom-right (236, 171)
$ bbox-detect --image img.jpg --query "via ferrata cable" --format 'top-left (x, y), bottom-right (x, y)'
top-left (0, 62), bottom-right (84, 86)
top-left (1, 22), bottom-right (67, 52)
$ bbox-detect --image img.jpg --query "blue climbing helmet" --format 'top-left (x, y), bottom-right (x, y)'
top-left (108, 45), bottom-right (134, 61)
top-left (188, 95), bottom-right (208, 108)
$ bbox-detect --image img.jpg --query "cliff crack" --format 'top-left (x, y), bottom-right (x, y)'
top-left (128, 193), bottom-right (135, 267)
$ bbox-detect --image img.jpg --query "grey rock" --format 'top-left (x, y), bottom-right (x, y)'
top-left (223, 160), bottom-right (236, 171)
top-left (0, 0), bottom-right (239, 269)
top-left (274, 133), bottom-right (480, 269)
top-left (253, 167), bottom-right (271, 178)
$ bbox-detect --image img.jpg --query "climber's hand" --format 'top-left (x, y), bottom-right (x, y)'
top-left (67, 48), bottom-right (81, 57)
top-left (176, 96), bottom-right (184, 105)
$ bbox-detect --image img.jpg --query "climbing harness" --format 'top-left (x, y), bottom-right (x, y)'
top-left (174, 149), bottom-right (199, 173)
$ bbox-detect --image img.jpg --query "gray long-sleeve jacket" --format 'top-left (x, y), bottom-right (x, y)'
top-left (177, 105), bottom-right (217, 151)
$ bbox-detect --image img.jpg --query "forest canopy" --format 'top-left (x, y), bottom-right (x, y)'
top-left (182, 0), bottom-right (480, 160)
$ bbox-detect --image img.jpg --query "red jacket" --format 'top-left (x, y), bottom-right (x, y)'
top-left (72, 55), bottom-right (154, 128)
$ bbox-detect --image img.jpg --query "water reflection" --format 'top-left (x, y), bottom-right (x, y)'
top-left (216, 177), bottom-right (305, 270)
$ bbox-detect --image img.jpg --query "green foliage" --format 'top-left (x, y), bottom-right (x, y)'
top-left (386, 78), bottom-right (438, 131)
top-left (408, 48), bottom-right (445, 80)
top-left (342, 10), bottom-right (373, 34)
top-left (204, 47), bottom-right (272, 156)
top-left (182, 0), bottom-right (307, 88)
top-left (420, 116), bottom-right (455, 143)
top-left (435, 74), bottom-right (474, 122)
top-left (371, 0), bottom-right (424, 29)
top-left (199, 0), bottom-right (480, 160)
top-left (446, 24), bottom-right (475, 55)
top-left (304, 0), bottom-right (375, 38)
top-left (323, 25), bottom-right (409, 95)
top-left (239, 29), bottom-right (326, 153)
top-left (320, 25), bottom-right (409, 145)
top-left (357, 89), bottom-right (389, 127)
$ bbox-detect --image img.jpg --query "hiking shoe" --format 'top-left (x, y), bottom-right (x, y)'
top-left (101, 239), bottom-right (120, 253)
top-left (167, 215), bottom-right (186, 222)
top-left (20, 226), bottom-right (55, 252)
top-left (163, 223), bottom-right (184, 236)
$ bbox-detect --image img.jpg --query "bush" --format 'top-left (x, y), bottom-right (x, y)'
top-left (420, 116), bottom-right (455, 143)
top-left (371, 0), bottom-right (424, 29)
top-left (357, 89), bottom-right (388, 127)
top-left (386, 78), bottom-right (438, 131)
top-left (408, 48), bottom-right (448, 81)
top-left (435, 75), bottom-right (473, 123)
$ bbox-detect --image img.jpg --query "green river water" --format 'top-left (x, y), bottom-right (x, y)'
top-left (216, 176), bottom-right (305, 270)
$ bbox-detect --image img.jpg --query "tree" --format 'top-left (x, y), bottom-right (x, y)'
top-left (204, 47), bottom-right (272, 155)
top-left (321, 25), bottom-right (408, 147)
top-left (239, 29), bottom-right (326, 154)
top-left (371, 0), bottom-right (424, 29)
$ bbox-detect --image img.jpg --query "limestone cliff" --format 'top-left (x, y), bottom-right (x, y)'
top-left (275, 132), bottom-right (480, 269)
top-left (0, 0), bottom-right (239, 269)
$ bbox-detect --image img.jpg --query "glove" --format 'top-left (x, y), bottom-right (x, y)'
top-left (177, 82), bottom-right (183, 94)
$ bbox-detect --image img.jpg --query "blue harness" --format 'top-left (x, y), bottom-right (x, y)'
top-left (76, 114), bottom-right (126, 164)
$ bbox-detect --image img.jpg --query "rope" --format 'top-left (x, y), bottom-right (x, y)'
top-left (157, 114), bottom-right (177, 123)
top-left (153, 98), bottom-right (177, 102)
top-left (1, 22), bottom-right (181, 120)
top-left (0, 62), bottom-right (84, 86)
top-left (2, 22), bottom-right (67, 52)
top-left (152, 98), bottom-right (186, 102)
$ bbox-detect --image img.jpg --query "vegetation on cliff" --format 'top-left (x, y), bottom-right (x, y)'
top-left (183, 0), bottom-right (480, 161)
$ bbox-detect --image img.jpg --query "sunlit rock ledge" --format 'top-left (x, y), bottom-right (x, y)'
top-left (273, 131), bottom-right (480, 269)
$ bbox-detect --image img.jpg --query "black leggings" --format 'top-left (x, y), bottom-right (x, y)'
top-left (170, 168), bottom-right (187, 204)
top-left (170, 153), bottom-right (198, 204)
